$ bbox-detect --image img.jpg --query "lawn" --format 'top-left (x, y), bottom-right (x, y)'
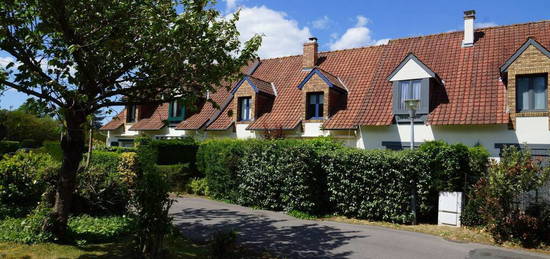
top-left (0, 235), bottom-right (209, 259)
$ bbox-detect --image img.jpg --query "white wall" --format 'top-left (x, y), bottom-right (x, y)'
top-left (358, 117), bottom-right (550, 158)
top-left (235, 123), bottom-right (257, 139)
top-left (389, 59), bottom-right (432, 81)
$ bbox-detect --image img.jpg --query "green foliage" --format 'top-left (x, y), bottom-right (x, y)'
top-left (472, 146), bottom-right (550, 247)
top-left (188, 178), bottom-right (209, 196)
top-left (40, 141), bottom-right (63, 161)
top-left (324, 149), bottom-right (432, 223)
top-left (17, 98), bottom-right (57, 118)
top-left (287, 210), bottom-right (319, 220)
top-left (460, 189), bottom-right (487, 227)
top-left (0, 110), bottom-right (59, 145)
top-left (0, 205), bottom-right (54, 244)
top-left (197, 139), bottom-right (250, 202)
top-left (132, 137), bottom-right (173, 258)
top-left (156, 164), bottom-right (194, 192)
top-left (152, 138), bottom-right (198, 167)
top-left (0, 140), bottom-right (20, 156)
top-left (0, 151), bottom-right (58, 219)
top-left (68, 215), bottom-right (134, 244)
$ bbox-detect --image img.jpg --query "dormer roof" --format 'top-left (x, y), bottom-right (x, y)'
top-left (387, 53), bottom-right (440, 83)
top-left (297, 67), bottom-right (347, 93)
top-left (500, 37), bottom-right (550, 73)
top-left (231, 75), bottom-right (276, 96)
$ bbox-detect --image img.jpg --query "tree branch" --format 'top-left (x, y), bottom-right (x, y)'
top-left (0, 79), bottom-right (64, 106)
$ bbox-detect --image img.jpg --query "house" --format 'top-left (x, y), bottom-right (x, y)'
top-left (101, 11), bottom-right (550, 159)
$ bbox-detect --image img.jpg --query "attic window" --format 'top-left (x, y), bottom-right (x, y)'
top-left (397, 80), bottom-right (422, 110)
top-left (516, 74), bottom-right (547, 112)
top-left (307, 92), bottom-right (324, 120)
top-left (168, 99), bottom-right (185, 122)
top-left (238, 97), bottom-right (251, 121)
top-left (126, 105), bottom-right (136, 123)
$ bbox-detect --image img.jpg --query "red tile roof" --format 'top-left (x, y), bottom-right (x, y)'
top-left (129, 103), bottom-right (168, 130)
top-left (247, 76), bottom-right (276, 96)
top-left (100, 110), bottom-right (126, 131)
top-left (103, 20), bottom-right (550, 131)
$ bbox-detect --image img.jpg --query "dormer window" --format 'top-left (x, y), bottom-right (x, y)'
top-left (517, 74), bottom-right (547, 112)
top-left (238, 97), bottom-right (251, 121)
top-left (388, 53), bottom-right (439, 122)
top-left (126, 104), bottom-right (136, 123)
top-left (307, 92), bottom-right (324, 120)
top-left (168, 99), bottom-right (185, 122)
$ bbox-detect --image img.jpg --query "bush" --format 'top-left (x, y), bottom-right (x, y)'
top-left (197, 139), bottom-right (250, 202)
top-left (473, 146), bottom-right (550, 247)
top-left (74, 151), bottom-right (132, 216)
top-left (0, 151), bottom-right (58, 219)
top-left (153, 138), bottom-right (198, 166)
top-left (460, 189), bottom-right (487, 227)
top-left (188, 178), bottom-right (209, 196)
top-left (0, 205), bottom-right (54, 244)
top-left (0, 110), bottom-right (60, 145)
top-left (0, 140), bottom-right (20, 156)
top-left (68, 215), bottom-right (134, 244)
top-left (156, 164), bottom-right (195, 192)
top-left (132, 137), bottom-right (173, 258)
top-left (41, 141), bottom-right (63, 161)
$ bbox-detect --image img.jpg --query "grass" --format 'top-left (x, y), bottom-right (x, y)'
top-left (0, 234), bottom-right (210, 259)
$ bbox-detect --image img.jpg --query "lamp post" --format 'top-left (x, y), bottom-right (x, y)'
top-left (404, 98), bottom-right (420, 225)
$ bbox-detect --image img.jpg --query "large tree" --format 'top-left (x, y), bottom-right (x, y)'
top-left (0, 0), bottom-right (260, 239)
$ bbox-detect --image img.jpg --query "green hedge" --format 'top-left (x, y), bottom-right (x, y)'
top-left (152, 138), bottom-right (198, 166)
top-left (156, 164), bottom-right (196, 192)
top-left (0, 140), bottom-right (20, 157)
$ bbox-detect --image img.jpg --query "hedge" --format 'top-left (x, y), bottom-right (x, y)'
top-left (197, 138), bottom-right (489, 224)
top-left (156, 163), bottom-right (197, 192)
top-left (152, 138), bottom-right (198, 166)
top-left (0, 140), bottom-right (20, 157)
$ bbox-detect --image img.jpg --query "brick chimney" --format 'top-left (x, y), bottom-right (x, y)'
top-left (462, 10), bottom-right (475, 47)
top-left (303, 37), bottom-right (318, 69)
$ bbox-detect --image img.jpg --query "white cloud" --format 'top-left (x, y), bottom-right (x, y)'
top-left (312, 16), bottom-right (330, 29)
top-left (329, 15), bottom-right (386, 50)
top-left (476, 22), bottom-right (497, 28)
top-left (225, 0), bottom-right (239, 12)
top-left (234, 6), bottom-right (311, 58)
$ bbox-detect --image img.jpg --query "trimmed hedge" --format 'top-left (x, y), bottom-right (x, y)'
top-left (152, 138), bottom-right (198, 166)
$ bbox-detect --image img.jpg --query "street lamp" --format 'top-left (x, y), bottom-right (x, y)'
top-left (404, 98), bottom-right (419, 225)
top-left (404, 99), bottom-right (420, 150)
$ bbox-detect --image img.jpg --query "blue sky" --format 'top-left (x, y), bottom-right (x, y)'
top-left (1, 0), bottom-right (549, 114)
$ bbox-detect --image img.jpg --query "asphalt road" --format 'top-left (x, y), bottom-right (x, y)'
top-left (170, 197), bottom-right (550, 259)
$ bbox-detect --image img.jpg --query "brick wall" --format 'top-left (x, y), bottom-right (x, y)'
top-left (233, 80), bottom-right (256, 123)
top-left (507, 45), bottom-right (550, 128)
top-left (303, 42), bottom-right (318, 69)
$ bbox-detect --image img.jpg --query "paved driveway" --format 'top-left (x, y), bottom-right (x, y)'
top-left (170, 197), bottom-right (549, 259)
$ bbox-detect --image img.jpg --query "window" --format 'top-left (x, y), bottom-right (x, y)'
top-left (397, 80), bottom-right (422, 110)
top-left (307, 92), bottom-right (324, 120)
top-left (168, 100), bottom-right (185, 122)
top-left (516, 74), bottom-right (547, 112)
top-left (126, 105), bottom-right (136, 123)
top-left (238, 97), bottom-right (251, 121)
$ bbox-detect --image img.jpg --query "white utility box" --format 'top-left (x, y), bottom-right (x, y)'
top-left (438, 192), bottom-right (463, 227)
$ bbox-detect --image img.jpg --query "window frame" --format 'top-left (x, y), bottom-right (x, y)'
top-left (168, 99), bottom-right (186, 122)
top-left (126, 104), bottom-right (136, 123)
top-left (306, 92), bottom-right (324, 120)
top-left (392, 78), bottom-right (430, 116)
top-left (238, 96), bottom-right (252, 121)
top-left (515, 73), bottom-right (548, 113)
top-left (397, 79), bottom-right (422, 111)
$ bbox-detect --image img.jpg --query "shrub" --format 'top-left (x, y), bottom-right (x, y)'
top-left (156, 163), bottom-right (196, 192)
top-left (0, 151), bottom-right (58, 219)
top-left (0, 110), bottom-right (59, 144)
top-left (197, 139), bottom-right (250, 202)
top-left (68, 215), bottom-right (134, 244)
top-left (132, 137), bottom-right (173, 258)
top-left (74, 151), bottom-right (132, 216)
top-left (473, 146), bottom-right (550, 247)
top-left (153, 138), bottom-right (198, 166)
top-left (41, 140), bottom-right (63, 161)
top-left (324, 148), bottom-right (431, 223)
top-left (460, 189), bottom-right (487, 227)
top-left (0, 205), bottom-right (54, 244)
top-left (0, 140), bottom-right (20, 156)
top-left (188, 178), bottom-right (209, 196)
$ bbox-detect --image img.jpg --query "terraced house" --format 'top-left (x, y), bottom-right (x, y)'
top-left (101, 11), bottom-right (550, 159)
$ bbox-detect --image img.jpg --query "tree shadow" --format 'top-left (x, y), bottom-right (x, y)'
top-left (171, 207), bottom-right (366, 258)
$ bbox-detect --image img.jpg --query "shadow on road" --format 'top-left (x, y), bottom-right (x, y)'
top-left (172, 207), bottom-right (366, 258)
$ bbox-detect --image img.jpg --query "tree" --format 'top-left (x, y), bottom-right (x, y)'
top-left (0, 0), bottom-right (261, 239)
top-left (18, 97), bottom-right (57, 118)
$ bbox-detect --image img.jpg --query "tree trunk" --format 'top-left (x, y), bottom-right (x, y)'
top-left (51, 111), bottom-right (86, 241)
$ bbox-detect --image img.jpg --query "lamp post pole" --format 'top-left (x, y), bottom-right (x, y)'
top-left (404, 99), bottom-right (420, 225)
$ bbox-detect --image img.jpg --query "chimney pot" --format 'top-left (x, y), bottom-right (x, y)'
top-left (303, 37), bottom-right (318, 69)
top-left (462, 10), bottom-right (475, 47)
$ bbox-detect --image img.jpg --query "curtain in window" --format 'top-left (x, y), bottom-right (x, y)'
top-left (240, 98), bottom-right (250, 120)
top-left (534, 76), bottom-right (546, 110)
top-left (399, 81), bottom-right (409, 110)
top-left (517, 77), bottom-right (530, 111)
top-left (412, 80), bottom-right (421, 100)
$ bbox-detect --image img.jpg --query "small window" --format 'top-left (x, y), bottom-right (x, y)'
top-left (517, 74), bottom-right (547, 112)
top-left (307, 92), bottom-right (324, 120)
top-left (398, 80), bottom-right (422, 110)
top-left (238, 97), bottom-right (251, 121)
top-left (168, 100), bottom-right (185, 122)
top-left (126, 105), bottom-right (136, 123)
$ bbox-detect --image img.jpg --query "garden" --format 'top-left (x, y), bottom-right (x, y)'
top-left (0, 135), bottom-right (549, 257)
